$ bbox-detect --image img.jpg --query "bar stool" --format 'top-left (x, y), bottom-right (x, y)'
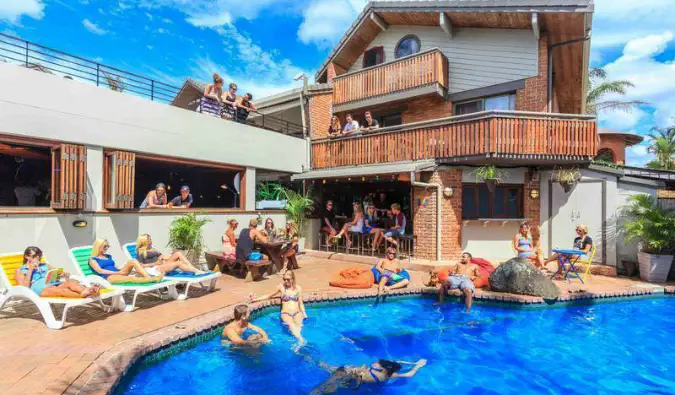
top-left (397, 234), bottom-right (415, 263)
top-left (346, 231), bottom-right (364, 255)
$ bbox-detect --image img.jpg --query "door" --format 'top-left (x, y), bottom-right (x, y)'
top-left (549, 180), bottom-right (604, 263)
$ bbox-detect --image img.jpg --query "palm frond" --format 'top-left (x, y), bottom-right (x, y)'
top-left (592, 100), bottom-right (647, 113)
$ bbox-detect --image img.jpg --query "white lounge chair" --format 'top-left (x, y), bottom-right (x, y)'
top-left (68, 246), bottom-right (179, 312)
top-left (122, 243), bottom-right (220, 300)
top-left (0, 252), bottom-right (126, 329)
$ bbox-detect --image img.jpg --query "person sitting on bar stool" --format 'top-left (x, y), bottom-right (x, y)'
top-left (384, 203), bottom-right (406, 247)
top-left (332, 202), bottom-right (364, 249)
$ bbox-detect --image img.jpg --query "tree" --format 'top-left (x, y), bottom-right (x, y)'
top-left (645, 122), bottom-right (675, 170)
top-left (586, 68), bottom-right (645, 114)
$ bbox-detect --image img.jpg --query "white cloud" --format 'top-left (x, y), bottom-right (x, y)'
top-left (298, 0), bottom-right (366, 48)
top-left (135, 0), bottom-right (285, 27)
top-left (0, 0), bottom-right (45, 24)
top-left (592, 0), bottom-right (673, 49)
top-left (185, 12), bottom-right (231, 28)
top-left (599, 108), bottom-right (648, 131)
top-left (82, 19), bottom-right (107, 35)
top-left (626, 143), bottom-right (651, 167)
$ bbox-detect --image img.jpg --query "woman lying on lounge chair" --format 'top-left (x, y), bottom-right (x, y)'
top-left (88, 239), bottom-right (163, 284)
top-left (16, 246), bottom-right (101, 298)
top-left (135, 234), bottom-right (206, 275)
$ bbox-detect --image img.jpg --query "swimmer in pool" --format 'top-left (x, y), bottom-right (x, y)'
top-left (250, 270), bottom-right (307, 343)
top-left (309, 358), bottom-right (427, 394)
top-left (222, 304), bottom-right (269, 347)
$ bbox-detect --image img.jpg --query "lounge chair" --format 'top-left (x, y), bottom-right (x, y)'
top-left (122, 243), bottom-right (220, 299)
top-left (0, 252), bottom-right (125, 329)
top-left (68, 246), bottom-right (179, 312)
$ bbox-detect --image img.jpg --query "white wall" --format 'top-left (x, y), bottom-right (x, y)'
top-left (348, 26), bottom-right (539, 94)
top-left (615, 181), bottom-right (657, 265)
top-left (0, 63), bottom-right (306, 173)
top-left (0, 211), bottom-right (286, 288)
top-left (462, 222), bottom-right (520, 261)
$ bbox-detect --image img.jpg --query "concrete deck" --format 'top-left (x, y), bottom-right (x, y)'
top-left (0, 256), bottom-right (672, 394)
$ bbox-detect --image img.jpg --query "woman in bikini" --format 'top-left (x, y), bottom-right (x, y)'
top-left (222, 218), bottom-right (238, 262)
top-left (513, 223), bottom-right (543, 268)
top-left (250, 270), bottom-right (306, 343)
top-left (308, 358), bottom-right (427, 394)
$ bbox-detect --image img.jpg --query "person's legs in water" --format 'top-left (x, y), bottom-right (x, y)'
top-left (281, 313), bottom-right (305, 343)
top-left (434, 281), bottom-right (449, 305)
top-left (377, 276), bottom-right (389, 297)
top-left (463, 288), bottom-right (473, 312)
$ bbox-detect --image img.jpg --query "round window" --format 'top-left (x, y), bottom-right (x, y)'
top-left (395, 35), bottom-right (421, 59)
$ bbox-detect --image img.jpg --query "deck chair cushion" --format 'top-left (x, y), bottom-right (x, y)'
top-left (123, 243), bottom-right (213, 278)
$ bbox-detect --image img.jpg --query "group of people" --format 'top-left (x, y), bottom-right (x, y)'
top-left (140, 183), bottom-right (194, 209)
top-left (328, 111), bottom-right (380, 137)
top-left (203, 73), bottom-right (256, 123)
top-left (321, 198), bottom-right (407, 251)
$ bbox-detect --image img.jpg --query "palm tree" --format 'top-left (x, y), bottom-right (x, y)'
top-left (645, 122), bottom-right (675, 170)
top-left (586, 68), bottom-right (645, 114)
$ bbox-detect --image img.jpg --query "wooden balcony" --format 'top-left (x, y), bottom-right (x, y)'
top-left (332, 48), bottom-right (448, 112)
top-left (311, 111), bottom-right (597, 169)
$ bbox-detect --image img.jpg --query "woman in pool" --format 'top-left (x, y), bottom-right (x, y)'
top-left (310, 358), bottom-right (427, 394)
top-left (250, 270), bottom-right (307, 343)
top-left (139, 183), bottom-right (168, 209)
top-left (135, 234), bottom-right (205, 275)
top-left (544, 224), bottom-right (594, 278)
top-left (88, 239), bottom-right (162, 284)
top-left (513, 223), bottom-right (543, 268)
top-left (16, 246), bottom-right (102, 298)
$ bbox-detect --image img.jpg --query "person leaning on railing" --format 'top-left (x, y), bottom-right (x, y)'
top-left (221, 82), bottom-right (238, 120)
top-left (204, 73), bottom-right (224, 102)
top-left (235, 93), bottom-right (256, 123)
top-left (360, 111), bottom-right (379, 132)
top-left (328, 115), bottom-right (342, 136)
top-left (342, 113), bottom-right (359, 135)
top-left (140, 183), bottom-right (169, 208)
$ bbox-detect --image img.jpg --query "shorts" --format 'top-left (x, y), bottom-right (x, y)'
top-left (146, 266), bottom-right (163, 276)
top-left (385, 229), bottom-right (403, 238)
top-left (445, 275), bottom-right (475, 293)
top-left (348, 225), bottom-right (363, 233)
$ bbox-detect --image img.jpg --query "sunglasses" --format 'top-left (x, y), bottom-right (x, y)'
top-left (103, 244), bottom-right (110, 248)
top-left (283, 277), bottom-right (292, 281)
top-left (387, 251), bottom-right (396, 255)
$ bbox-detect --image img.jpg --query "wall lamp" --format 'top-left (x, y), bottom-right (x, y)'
top-left (443, 186), bottom-right (454, 198)
top-left (530, 189), bottom-right (540, 199)
top-left (72, 220), bottom-right (88, 228)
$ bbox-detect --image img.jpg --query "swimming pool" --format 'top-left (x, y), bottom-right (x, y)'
top-left (121, 296), bottom-right (675, 394)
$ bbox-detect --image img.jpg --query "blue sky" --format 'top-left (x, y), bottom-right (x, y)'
top-left (1, 0), bottom-right (674, 166)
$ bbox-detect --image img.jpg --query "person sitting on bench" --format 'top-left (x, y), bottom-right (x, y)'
top-left (236, 218), bottom-right (269, 264)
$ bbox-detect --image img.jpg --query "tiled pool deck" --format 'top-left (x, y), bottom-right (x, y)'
top-left (0, 256), bottom-right (673, 395)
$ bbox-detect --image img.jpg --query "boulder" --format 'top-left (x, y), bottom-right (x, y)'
top-left (489, 258), bottom-right (560, 300)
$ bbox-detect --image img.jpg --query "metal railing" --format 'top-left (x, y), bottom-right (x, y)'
top-left (0, 33), bottom-right (305, 137)
top-left (198, 98), bottom-right (304, 137)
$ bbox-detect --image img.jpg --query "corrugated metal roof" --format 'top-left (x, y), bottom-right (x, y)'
top-left (291, 160), bottom-right (437, 180)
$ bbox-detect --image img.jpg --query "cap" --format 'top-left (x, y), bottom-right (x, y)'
top-left (180, 186), bottom-right (190, 192)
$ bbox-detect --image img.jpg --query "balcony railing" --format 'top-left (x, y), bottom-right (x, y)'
top-left (311, 111), bottom-right (597, 169)
top-left (333, 48), bottom-right (449, 107)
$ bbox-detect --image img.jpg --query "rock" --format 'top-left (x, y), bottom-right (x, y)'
top-left (489, 258), bottom-right (560, 300)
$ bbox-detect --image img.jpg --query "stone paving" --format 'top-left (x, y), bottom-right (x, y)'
top-left (0, 255), bottom-right (673, 394)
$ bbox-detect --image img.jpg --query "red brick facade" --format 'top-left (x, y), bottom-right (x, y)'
top-left (308, 91), bottom-right (333, 138)
top-left (598, 135), bottom-right (627, 164)
top-left (516, 36), bottom-right (549, 112)
top-left (402, 96), bottom-right (452, 124)
top-left (413, 169), bottom-right (463, 260)
top-left (523, 170), bottom-right (541, 225)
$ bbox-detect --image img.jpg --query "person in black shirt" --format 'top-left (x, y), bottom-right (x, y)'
top-left (321, 200), bottom-right (338, 238)
top-left (360, 111), bottom-right (379, 132)
top-left (169, 185), bottom-right (194, 208)
top-left (544, 224), bottom-right (593, 276)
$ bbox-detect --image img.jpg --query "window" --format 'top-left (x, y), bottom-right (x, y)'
top-left (0, 137), bottom-right (86, 209)
top-left (454, 93), bottom-right (517, 115)
top-left (462, 184), bottom-right (523, 219)
top-left (379, 113), bottom-right (403, 128)
top-left (394, 35), bottom-right (421, 59)
top-left (363, 46), bottom-right (384, 68)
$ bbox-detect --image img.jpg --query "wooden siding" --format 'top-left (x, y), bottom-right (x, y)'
top-left (311, 112), bottom-right (597, 169)
top-left (347, 26), bottom-right (538, 94)
top-left (333, 49), bottom-right (448, 106)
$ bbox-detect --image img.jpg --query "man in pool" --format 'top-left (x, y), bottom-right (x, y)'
top-left (309, 358), bottom-right (427, 394)
top-left (435, 252), bottom-right (480, 312)
top-left (222, 304), bottom-right (269, 347)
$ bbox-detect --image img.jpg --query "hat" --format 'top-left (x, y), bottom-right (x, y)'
top-left (180, 185), bottom-right (190, 192)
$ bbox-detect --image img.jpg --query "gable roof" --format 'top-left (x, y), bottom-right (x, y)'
top-left (316, 0), bottom-right (595, 82)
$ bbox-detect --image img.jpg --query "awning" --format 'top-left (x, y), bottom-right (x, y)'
top-left (291, 160), bottom-right (437, 181)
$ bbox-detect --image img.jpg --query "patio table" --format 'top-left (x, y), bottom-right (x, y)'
top-left (551, 248), bottom-right (586, 284)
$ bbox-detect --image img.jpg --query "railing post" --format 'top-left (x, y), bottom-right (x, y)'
top-left (96, 64), bottom-right (100, 86)
top-left (24, 42), bottom-right (29, 66)
top-left (151, 80), bottom-right (154, 101)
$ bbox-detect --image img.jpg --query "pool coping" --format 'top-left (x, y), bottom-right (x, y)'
top-left (69, 285), bottom-right (675, 394)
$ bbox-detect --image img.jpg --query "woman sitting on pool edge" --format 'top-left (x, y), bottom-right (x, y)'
top-left (250, 270), bottom-right (307, 343)
top-left (88, 239), bottom-right (163, 284)
top-left (309, 358), bottom-right (427, 394)
top-left (544, 224), bottom-right (593, 278)
top-left (135, 233), bottom-right (206, 275)
top-left (16, 246), bottom-right (102, 298)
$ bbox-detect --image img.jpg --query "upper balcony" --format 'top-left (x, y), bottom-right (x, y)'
top-left (311, 111), bottom-right (597, 169)
top-left (332, 48), bottom-right (448, 113)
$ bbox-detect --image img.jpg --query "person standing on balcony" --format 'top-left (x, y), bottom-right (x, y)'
top-left (328, 115), bottom-right (342, 136)
top-left (342, 114), bottom-right (359, 135)
top-left (140, 183), bottom-right (168, 208)
top-left (360, 111), bottom-right (379, 132)
top-left (222, 82), bottom-right (238, 120)
top-left (235, 93), bottom-right (256, 123)
top-left (169, 185), bottom-right (193, 208)
top-left (204, 73), bottom-right (224, 102)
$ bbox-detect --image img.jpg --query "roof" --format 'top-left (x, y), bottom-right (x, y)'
top-left (316, 0), bottom-right (595, 81)
top-left (171, 78), bottom-right (207, 110)
top-left (291, 159), bottom-right (437, 180)
top-left (598, 128), bottom-right (644, 147)
top-left (255, 83), bottom-right (333, 110)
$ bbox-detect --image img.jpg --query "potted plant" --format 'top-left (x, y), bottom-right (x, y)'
top-left (168, 212), bottom-right (212, 266)
top-left (552, 166), bottom-right (581, 193)
top-left (472, 165), bottom-right (508, 193)
top-left (622, 194), bottom-right (675, 283)
top-left (273, 185), bottom-right (314, 251)
top-left (255, 182), bottom-right (287, 210)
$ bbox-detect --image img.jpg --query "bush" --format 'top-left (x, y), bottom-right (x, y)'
top-left (622, 194), bottom-right (675, 254)
top-left (168, 212), bottom-right (211, 253)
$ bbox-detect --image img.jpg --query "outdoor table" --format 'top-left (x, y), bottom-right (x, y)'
top-left (551, 248), bottom-right (586, 284)
top-left (256, 240), bottom-right (285, 274)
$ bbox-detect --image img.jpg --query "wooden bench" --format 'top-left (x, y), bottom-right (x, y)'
top-left (204, 251), bottom-right (236, 273)
top-left (245, 260), bottom-right (272, 282)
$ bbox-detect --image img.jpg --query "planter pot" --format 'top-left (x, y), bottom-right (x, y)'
top-left (559, 181), bottom-right (575, 193)
top-left (638, 251), bottom-right (674, 283)
top-left (485, 179), bottom-right (497, 193)
top-left (255, 200), bottom-right (287, 210)
top-left (298, 237), bottom-right (306, 252)
top-left (621, 260), bottom-right (637, 277)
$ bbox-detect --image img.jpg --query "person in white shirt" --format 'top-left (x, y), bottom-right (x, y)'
top-left (342, 113), bottom-right (360, 135)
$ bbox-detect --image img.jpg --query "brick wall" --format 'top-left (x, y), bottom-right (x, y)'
top-left (598, 135), bottom-right (627, 164)
top-left (326, 63), bottom-right (336, 83)
top-left (412, 169), bottom-right (463, 261)
top-left (308, 91), bottom-right (333, 139)
top-left (401, 96), bottom-right (452, 124)
top-left (523, 170), bottom-right (541, 226)
top-left (516, 36), bottom-right (549, 112)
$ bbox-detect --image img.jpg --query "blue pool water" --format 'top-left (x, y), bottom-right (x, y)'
top-left (122, 296), bottom-right (675, 395)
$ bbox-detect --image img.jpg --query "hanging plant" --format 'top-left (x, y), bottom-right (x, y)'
top-left (472, 165), bottom-right (508, 193)
top-left (552, 166), bottom-right (581, 193)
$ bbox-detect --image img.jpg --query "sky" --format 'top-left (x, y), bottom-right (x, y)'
top-left (1, 0), bottom-right (674, 167)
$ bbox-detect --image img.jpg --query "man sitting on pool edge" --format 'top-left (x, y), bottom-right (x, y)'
top-left (222, 304), bottom-right (269, 347)
top-left (434, 252), bottom-right (480, 312)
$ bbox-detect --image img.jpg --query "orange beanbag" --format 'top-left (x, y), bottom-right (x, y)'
top-left (329, 266), bottom-right (375, 289)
